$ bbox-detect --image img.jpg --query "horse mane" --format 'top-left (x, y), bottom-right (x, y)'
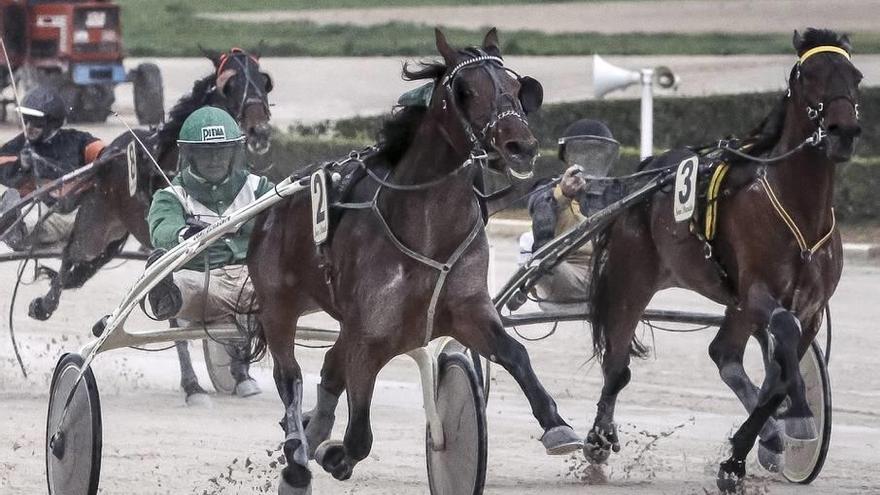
top-left (156, 72), bottom-right (217, 156)
top-left (367, 59), bottom-right (446, 166)
top-left (741, 28), bottom-right (851, 158)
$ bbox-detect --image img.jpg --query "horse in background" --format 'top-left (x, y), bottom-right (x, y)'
top-left (27, 47), bottom-right (273, 401)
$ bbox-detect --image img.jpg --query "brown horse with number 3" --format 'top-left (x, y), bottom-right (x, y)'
top-left (247, 28), bottom-right (583, 494)
top-left (584, 29), bottom-right (861, 491)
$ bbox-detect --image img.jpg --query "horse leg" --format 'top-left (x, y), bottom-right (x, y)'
top-left (315, 336), bottom-right (385, 482)
top-left (304, 342), bottom-right (344, 457)
top-left (260, 305), bottom-right (311, 494)
top-left (709, 308), bottom-right (786, 472)
top-left (29, 228), bottom-right (127, 320)
top-left (450, 303), bottom-right (580, 455)
top-left (174, 339), bottom-right (210, 406)
top-left (717, 308), bottom-right (804, 492)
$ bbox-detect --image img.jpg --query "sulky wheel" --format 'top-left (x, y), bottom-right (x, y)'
top-left (437, 339), bottom-right (492, 400)
top-left (203, 339), bottom-right (237, 395)
top-left (426, 351), bottom-right (488, 495)
top-left (782, 340), bottom-right (832, 484)
top-left (46, 353), bottom-right (102, 495)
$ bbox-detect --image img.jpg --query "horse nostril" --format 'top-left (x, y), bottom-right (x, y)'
top-left (504, 140), bottom-right (537, 159)
top-left (828, 124), bottom-right (861, 138)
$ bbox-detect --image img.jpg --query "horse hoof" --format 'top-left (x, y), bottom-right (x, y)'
top-left (28, 298), bottom-right (52, 321)
top-left (278, 460), bottom-right (312, 494)
top-left (541, 425), bottom-right (583, 455)
top-left (278, 476), bottom-right (311, 495)
top-left (716, 458), bottom-right (746, 493)
top-left (757, 434), bottom-right (785, 473)
top-left (305, 413), bottom-right (336, 458)
top-left (235, 378), bottom-right (262, 398)
top-left (783, 416), bottom-right (817, 440)
top-left (583, 441), bottom-right (611, 465)
top-left (185, 392), bottom-right (212, 408)
top-left (315, 440), bottom-right (352, 481)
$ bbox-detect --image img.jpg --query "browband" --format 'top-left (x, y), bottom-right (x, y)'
top-left (799, 45), bottom-right (851, 64)
top-left (216, 47), bottom-right (259, 76)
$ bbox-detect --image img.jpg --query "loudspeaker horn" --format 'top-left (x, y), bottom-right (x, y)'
top-left (654, 65), bottom-right (678, 89)
top-left (593, 54), bottom-right (641, 99)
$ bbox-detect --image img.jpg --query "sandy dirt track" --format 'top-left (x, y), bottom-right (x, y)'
top-left (1, 237), bottom-right (878, 494)
top-left (201, 0), bottom-right (880, 35)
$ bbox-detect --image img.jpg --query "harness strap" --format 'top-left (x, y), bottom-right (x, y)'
top-left (704, 162), bottom-right (730, 240)
top-left (371, 199), bottom-right (483, 346)
top-left (758, 176), bottom-right (836, 260)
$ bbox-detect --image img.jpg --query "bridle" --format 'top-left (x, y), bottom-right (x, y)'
top-left (439, 50), bottom-right (536, 181)
top-left (214, 49), bottom-right (271, 122)
top-left (793, 45), bottom-right (859, 147)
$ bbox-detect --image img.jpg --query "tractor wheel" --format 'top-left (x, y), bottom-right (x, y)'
top-left (131, 63), bottom-right (164, 126)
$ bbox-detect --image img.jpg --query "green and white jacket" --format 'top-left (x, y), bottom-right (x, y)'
top-left (148, 167), bottom-right (273, 271)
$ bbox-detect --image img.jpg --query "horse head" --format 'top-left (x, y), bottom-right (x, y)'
top-left (791, 29), bottom-right (862, 163)
top-left (431, 28), bottom-right (542, 179)
top-left (201, 46), bottom-right (274, 155)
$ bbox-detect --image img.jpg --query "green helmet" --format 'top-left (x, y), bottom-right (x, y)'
top-left (178, 106), bottom-right (246, 183)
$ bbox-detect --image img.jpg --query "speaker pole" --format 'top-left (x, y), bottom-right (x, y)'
top-left (639, 68), bottom-right (654, 161)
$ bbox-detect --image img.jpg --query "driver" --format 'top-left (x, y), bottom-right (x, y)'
top-left (145, 106), bottom-right (273, 398)
top-left (521, 119), bottom-right (620, 310)
top-left (0, 86), bottom-right (105, 249)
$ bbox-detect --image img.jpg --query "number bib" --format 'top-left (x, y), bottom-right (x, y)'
top-left (126, 140), bottom-right (138, 197)
top-left (310, 169), bottom-right (329, 244)
top-left (673, 155), bottom-right (699, 222)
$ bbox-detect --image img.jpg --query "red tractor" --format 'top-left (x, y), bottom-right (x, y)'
top-left (0, 0), bottom-right (163, 124)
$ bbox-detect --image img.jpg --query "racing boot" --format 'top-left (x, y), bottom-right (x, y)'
top-left (145, 248), bottom-right (182, 320)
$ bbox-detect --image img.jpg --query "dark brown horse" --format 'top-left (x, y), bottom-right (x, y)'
top-left (247, 29), bottom-right (580, 493)
top-left (584, 29), bottom-right (860, 491)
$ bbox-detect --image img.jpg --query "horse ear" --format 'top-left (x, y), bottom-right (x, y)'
top-left (482, 27), bottom-right (500, 53)
top-left (839, 34), bottom-right (853, 54)
top-left (792, 30), bottom-right (804, 51)
top-left (435, 28), bottom-right (456, 65)
top-left (199, 44), bottom-right (222, 67)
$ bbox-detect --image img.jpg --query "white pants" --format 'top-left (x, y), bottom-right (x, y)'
top-left (0, 184), bottom-right (78, 248)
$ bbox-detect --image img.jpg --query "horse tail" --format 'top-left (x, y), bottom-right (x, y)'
top-left (588, 222), bottom-right (650, 363)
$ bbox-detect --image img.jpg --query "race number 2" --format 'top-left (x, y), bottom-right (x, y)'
top-left (673, 155), bottom-right (699, 222)
top-left (310, 169), bottom-right (329, 245)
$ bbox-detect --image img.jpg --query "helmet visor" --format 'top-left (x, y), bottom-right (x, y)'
top-left (181, 141), bottom-right (245, 183)
top-left (559, 135), bottom-right (620, 177)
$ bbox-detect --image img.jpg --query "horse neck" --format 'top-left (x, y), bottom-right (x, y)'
top-left (380, 108), bottom-right (481, 252)
top-left (767, 97), bottom-right (837, 238)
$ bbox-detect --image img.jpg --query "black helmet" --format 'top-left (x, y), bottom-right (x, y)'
top-left (557, 119), bottom-right (619, 177)
top-left (19, 86), bottom-right (67, 142)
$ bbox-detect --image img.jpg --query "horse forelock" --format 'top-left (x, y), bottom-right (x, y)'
top-left (795, 28), bottom-right (851, 57)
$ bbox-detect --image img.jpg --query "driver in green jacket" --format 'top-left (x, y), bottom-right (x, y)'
top-left (146, 106), bottom-right (273, 399)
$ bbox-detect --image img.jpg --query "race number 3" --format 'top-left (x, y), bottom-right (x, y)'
top-left (126, 140), bottom-right (138, 197)
top-left (673, 155), bottom-right (699, 222)
top-left (310, 169), bottom-right (329, 245)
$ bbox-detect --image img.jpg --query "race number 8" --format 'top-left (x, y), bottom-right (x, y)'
top-left (673, 155), bottom-right (699, 222)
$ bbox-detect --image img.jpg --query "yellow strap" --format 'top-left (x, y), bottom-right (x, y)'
top-left (799, 45), bottom-right (851, 64)
top-left (759, 176), bottom-right (836, 256)
top-left (704, 163), bottom-right (729, 240)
